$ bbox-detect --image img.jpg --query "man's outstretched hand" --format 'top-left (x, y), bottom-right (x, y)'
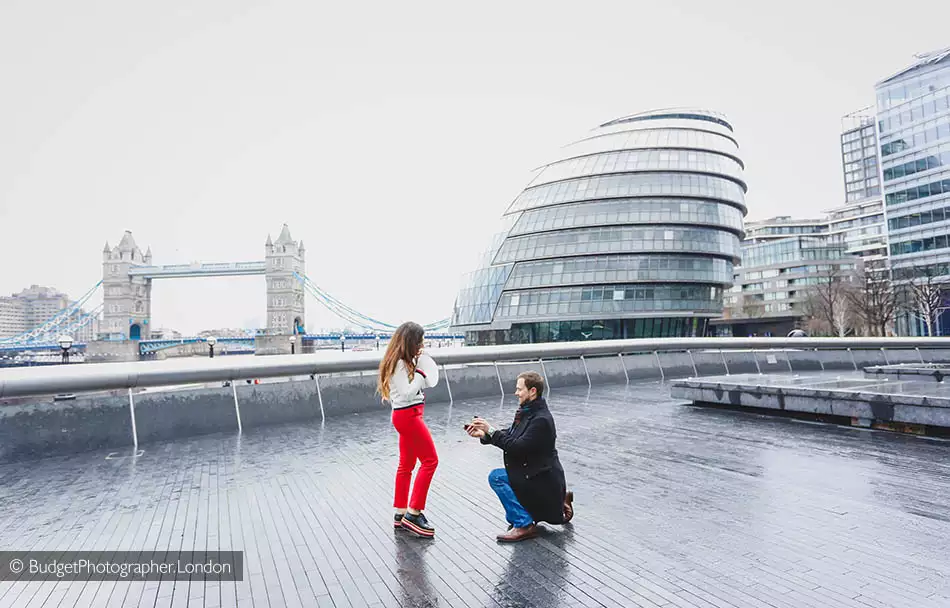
top-left (466, 426), bottom-right (486, 438)
top-left (466, 417), bottom-right (491, 438)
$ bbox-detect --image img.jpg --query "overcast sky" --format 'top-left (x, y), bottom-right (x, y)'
top-left (1, 0), bottom-right (948, 335)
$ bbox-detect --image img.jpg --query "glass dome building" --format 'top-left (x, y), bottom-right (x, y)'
top-left (450, 108), bottom-right (747, 345)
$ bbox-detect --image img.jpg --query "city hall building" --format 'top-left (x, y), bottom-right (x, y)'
top-left (450, 108), bottom-right (747, 345)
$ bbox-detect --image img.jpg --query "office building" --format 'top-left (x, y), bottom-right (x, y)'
top-left (0, 285), bottom-right (99, 342)
top-left (875, 47), bottom-right (950, 334)
top-left (717, 232), bottom-right (857, 337)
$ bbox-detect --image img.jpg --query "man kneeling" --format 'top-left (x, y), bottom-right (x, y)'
top-left (467, 371), bottom-right (574, 542)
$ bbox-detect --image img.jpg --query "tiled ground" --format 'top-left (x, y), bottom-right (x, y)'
top-left (0, 380), bottom-right (949, 607)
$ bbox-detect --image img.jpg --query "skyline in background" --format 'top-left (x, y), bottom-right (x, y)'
top-left (2, 0), bottom-right (949, 334)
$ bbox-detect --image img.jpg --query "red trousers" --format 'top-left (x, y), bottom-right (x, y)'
top-left (392, 404), bottom-right (439, 511)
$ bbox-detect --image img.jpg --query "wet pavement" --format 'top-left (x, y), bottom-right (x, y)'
top-left (0, 379), bottom-right (948, 607)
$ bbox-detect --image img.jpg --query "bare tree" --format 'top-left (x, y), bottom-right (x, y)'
top-left (845, 262), bottom-right (898, 336)
top-left (900, 265), bottom-right (948, 336)
top-left (740, 295), bottom-right (765, 319)
top-left (804, 266), bottom-right (857, 337)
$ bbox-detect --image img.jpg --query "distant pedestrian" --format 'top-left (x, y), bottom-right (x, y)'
top-left (377, 321), bottom-right (440, 538)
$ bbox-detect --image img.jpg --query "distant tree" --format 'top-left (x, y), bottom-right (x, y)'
top-left (804, 266), bottom-right (858, 337)
top-left (900, 264), bottom-right (948, 336)
top-left (846, 261), bottom-right (897, 337)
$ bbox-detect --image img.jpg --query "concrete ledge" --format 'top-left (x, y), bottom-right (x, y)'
top-left (671, 372), bottom-right (950, 433)
top-left (864, 363), bottom-right (950, 382)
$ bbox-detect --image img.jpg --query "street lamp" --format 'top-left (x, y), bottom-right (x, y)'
top-left (58, 334), bottom-right (74, 364)
top-left (375, 335), bottom-right (380, 351)
top-left (340, 334), bottom-right (346, 352)
top-left (289, 334), bottom-right (297, 355)
top-left (207, 336), bottom-right (217, 358)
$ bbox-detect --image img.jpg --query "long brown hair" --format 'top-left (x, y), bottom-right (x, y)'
top-left (377, 321), bottom-right (425, 401)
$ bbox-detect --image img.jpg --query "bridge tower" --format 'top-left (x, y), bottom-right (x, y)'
top-left (265, 224), bottom-right (306, 335)
top-left (102, 231), bottom-right (152, 340)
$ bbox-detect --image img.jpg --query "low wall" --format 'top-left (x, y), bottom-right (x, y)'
top-left (84, 340), bottom-right (140, 363)
top-left (671, 375), bottom-right (950, 433)
top-left (4, 347), bottom-right (950, 462)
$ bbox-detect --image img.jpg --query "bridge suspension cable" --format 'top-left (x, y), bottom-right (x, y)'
top-left (0, 281), bottom-right (103, 346)
top-left (294, 272), bottom-right (451, 333)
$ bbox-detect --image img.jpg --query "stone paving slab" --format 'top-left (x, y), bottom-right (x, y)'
top-left (0, 380), bottom-right (948, 607)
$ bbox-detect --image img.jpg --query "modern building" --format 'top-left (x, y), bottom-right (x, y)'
top-left (835, 108), bottom-right (888, 270)
top-left (875, 46), bottom-right (950, 335)
top-left (450, 108), bottom-right (748, 344)
top-left (743, 216), bottom-right (827, 244)
top-left (717, 234), bottom-right (857, 337)
top-left (716, 207), bottom-right (882, 337)
top-left (841, 109), bottom-right (883, 206)
top-left (715, 106), bottom-right (891, 336)
top-left (0, 285), bottom-right (99, 342)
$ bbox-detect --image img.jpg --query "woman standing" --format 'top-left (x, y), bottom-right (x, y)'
top-left (377, 321), bottom-right (439, 538)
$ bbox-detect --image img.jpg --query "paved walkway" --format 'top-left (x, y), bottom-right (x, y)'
top-left (0, 380), bottom-right (949, 607)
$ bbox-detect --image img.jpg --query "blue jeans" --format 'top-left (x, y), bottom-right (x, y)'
top-left (488, 468), bottom-right (533, 528)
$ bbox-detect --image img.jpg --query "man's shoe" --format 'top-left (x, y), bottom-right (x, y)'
top-left (401, 512), bottom-right (435, 538)
top-left (563, 490), bottom-right (574, 523)
top-left (496, 524), bottom-right (537, 543)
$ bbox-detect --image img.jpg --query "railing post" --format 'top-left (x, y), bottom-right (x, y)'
top-left (848, 347), bottom-right (857, 371)
top-left (580, 355), bottom-right (591, 388)
top-left (881, 347), bottom-right (889, 365)
top-left (816, 348), bottom-right (824, 371)
top-left (618, 353), bottom-right (629, 384)
top-left (128, 388), bottom-right (138, 450)
top-left (720, 349), bottom-right (730, 375)
top-left (231, 382), bottom-right (243, 434)
top-left (442, 364), bottom-right (454, 405)
top-left (314, 374), bottom-right (325, 423)
top-left (654, 351), bottom-right (665, 382)
top-left (752, 350), bottom-right (761, 375)
top-left (784, 349), bottom-right (793, 373)
top-left (687, 349), bottom-right (698, 377)
top-left (539, 358), bottom-right (550, 395)
top-left (917, 346), bottom-right (925, 364)
top-left (494, 361), bottom-right (505, 397)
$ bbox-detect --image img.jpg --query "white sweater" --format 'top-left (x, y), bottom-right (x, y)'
top-left (388, 359), bottom-right (428, 410)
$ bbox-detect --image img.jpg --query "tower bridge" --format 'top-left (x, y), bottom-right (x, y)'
top-left (101, 224), bottom-right (305, 342)
top-left (2, 224), bottom-right (456, 363)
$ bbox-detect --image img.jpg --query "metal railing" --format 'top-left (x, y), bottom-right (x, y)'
top-left (2, 337), bottom-right (949, 400)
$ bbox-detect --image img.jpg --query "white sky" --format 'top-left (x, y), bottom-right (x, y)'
top-left (1, 0), bottom-right (949, 334)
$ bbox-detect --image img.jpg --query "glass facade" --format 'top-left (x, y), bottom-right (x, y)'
top-left (526, 149), bottom-right (745, 188)
top-left (509, 198), bottom-right (743, 235)
top-left (450, 108), bottom-right (747, 344)
top-left (506, 255), bottom-right (733, 289)
top-left (469, 317), bottom-right (709, 346)
top-left (718, 236), bottom-right (856, 336)
top-left (876, 48), bottom-right (950, 335)
top-left (495, 226), bottom-right (741, 264)
top-left (556, 129), bottom-right (741, 164)
top-left (841, 116), bottom-right (881, 203)
top-left (506, 172), bottom-right (747, 215)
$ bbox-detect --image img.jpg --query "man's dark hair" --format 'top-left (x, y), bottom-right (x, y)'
top-left (518, 371), bottom-right (544, 398)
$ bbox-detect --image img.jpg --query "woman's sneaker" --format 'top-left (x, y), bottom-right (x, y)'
top-left (401, 512), bottom-right (435, 538)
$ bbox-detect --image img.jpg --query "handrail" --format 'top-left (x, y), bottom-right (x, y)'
top-left (1, 337), bottom-right (948, 400)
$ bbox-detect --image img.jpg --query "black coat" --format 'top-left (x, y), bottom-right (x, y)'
top-left (481, 397), bottom-right (567, 524)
